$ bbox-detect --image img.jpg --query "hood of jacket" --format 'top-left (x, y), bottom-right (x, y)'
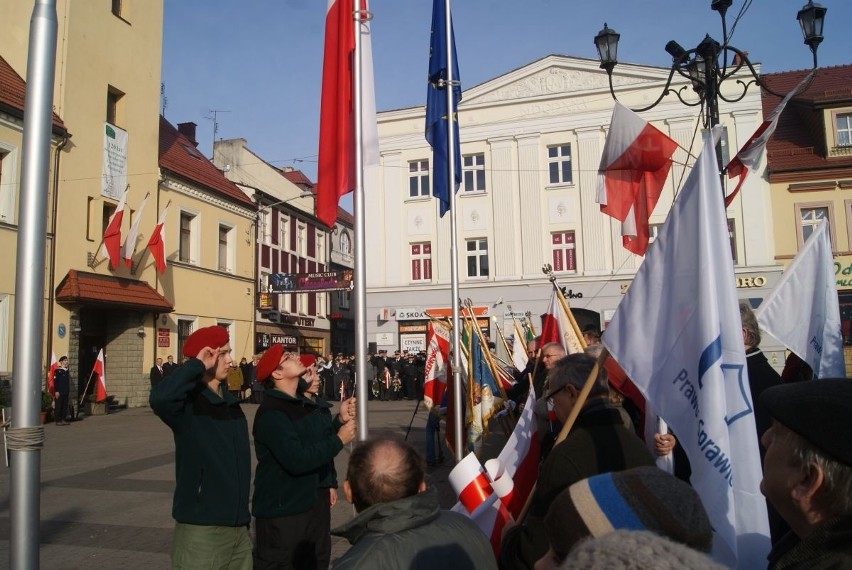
top-left (332, 485), bottom-right (440, 545)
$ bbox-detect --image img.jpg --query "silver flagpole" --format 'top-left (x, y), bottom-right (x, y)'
top-left (12, 0), bottom-right (58, 567)
top-left (353, 1), bottom-right (369, 440)
top-left (444, 0), bottom-right (463, 461)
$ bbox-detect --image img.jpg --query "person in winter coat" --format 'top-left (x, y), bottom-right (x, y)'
top-left (252, 344), bottom-right (357, 569)
top-left (331, 437), bottom-right (496, 570)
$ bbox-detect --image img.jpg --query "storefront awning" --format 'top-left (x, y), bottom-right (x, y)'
top-left (55, 269), bottom-right (173, 313)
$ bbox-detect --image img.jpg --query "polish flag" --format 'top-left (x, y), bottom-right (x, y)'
top-left (147, 203), bottom-right (170, 274)
top-left (539, 288), bottom-right (584, 355)
top-left (316, 0), bottom-right (378, 228)
top-left (93, 349), bottom-right (107, 402)
top-left (725, 70), bottom-right (813, 207)
top-left (122, 193), bottom-right (148, 268)
top-left (101, 188), bottom-right (128, 269)
top-left (423, 320), bottom-right (451, 410)
top-left (596, 102), bottom-right (678, 256)
top-left (47, 352), bottom-right (58, 393)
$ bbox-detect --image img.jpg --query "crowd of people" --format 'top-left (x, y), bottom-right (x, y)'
top-left (147, 324), bottom-right (852, 569)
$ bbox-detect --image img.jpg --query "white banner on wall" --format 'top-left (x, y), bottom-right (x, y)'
top-left (102, 123), bottom-right (128, 200)
top-left (400, 334), bottom-right (426, 353)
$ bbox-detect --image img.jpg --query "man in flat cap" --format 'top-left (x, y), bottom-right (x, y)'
top-left (759, 379), bottom-right (852, 569)
top-left (150, 326), bottom-right (252, 569)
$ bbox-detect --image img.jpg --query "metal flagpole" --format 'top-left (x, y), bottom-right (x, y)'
top-left (11, 1), bottom-right (58, 567)
top-left (444, 0), bottom-right (463, 460)
top-left (353, 1), bottom-right (370, 441)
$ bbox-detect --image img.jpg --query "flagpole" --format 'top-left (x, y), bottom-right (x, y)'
top-left (353, 1), bottom-right (370, 441)
top-left (11, 1), bottom-right (58, 566)
top-left (442, 0), bottom-right (464, 462)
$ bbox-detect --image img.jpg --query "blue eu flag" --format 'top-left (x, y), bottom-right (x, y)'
top-left (425, 0), bottom-right (461, 217)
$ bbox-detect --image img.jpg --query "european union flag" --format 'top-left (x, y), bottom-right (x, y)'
top-left (425, 0), bottom-right (462, 217)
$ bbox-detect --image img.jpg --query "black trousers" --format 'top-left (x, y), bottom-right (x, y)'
top-left (254, 488), bottom-right (331, 570)
top-left (55, 393), bottom-right (69, 423)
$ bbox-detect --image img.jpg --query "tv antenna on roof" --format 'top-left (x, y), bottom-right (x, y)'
top-left (205, 109), bottom-right (231, 150)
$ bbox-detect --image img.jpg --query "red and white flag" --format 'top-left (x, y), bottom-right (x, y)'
top-left (101, 188), bottom-right (128, 269)
top-left (93, 349), bottom-right (107, 402)
top-left (450, 388), bottom-right (540, 555)
top-left (540, 288), bottom-right (584, 355)
top-left (147, 203), bottom-right (170, 274)
top-left (316, 0), bottom-right (379, 228)
top-left (596, 102), bottom-right (678, 256)
top-left (423, 320), bottom-right (451, 410)
top-left (122, 193), bottom-right (148, 268)
top-left (724, 71), bottom-right (813, 206)
top-left (47, 352), bottom-right (58, 393)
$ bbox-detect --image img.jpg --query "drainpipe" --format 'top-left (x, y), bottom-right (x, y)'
top-left (45, 132), bottom-right (70, 373)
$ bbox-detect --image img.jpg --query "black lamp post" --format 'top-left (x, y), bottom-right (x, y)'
top-left (594, 1), bottom-right (827, 130)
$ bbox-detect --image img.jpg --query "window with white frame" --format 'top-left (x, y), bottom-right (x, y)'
top-left (179, 212), bottom-right (196, 263)
top-left (551, 231), bottom-right (576, 272)
top-left (799, 205), bottom-right (830, 244)
top-left (836, 113), bottom-right (852, 147)
top-left (547, 144), bottom-right (572, 185)
top-left (260, 209), bottom-right (272, 245)
top-left (298, 292), bottom-right (308, 315)
top-left (0, 294), bottom-right (9, 372)
top-left (462, 154), bottom-right (486, 193)
top-left (297, 223), bottom-right (306, 257)
top-left (409, 160), bottom-right (430, 198)
top-left (316, 230), bottom-right (325, 264)
top-left (278, 213), bottom-right (289, 250)
top-left (0, 145), bottom-right (15, 223)
top-left (338, 290), bottom-right (351, 310)
top-left (411, 242), bottom-right (432, 282)
top-left (217, 223), bottom-right (234, 272)
top-left (466, 238), bottom-right (489, 278)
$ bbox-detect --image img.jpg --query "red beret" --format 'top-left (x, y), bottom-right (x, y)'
top-left (182, 326), bottom-right (230, 358)
top-left (256, 344), bottom-right (284, 382)
top-left (300, 353), bottom-right (316, 368)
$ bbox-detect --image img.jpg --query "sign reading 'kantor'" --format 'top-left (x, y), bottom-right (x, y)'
top-left (267, 270), bottom-right (354, 293)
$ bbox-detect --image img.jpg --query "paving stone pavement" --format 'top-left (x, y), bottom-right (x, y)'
top-left (0, 398), bottom-right (499, 569)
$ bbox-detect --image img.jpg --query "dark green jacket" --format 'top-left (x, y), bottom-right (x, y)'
top-left (252, 388), bottom-right (343, 519)
top-left (149, 359), bottom-right (251, 527)
top-left (768, 516), bottom-right (852, 569)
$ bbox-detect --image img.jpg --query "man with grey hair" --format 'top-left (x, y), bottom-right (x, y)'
top-left (759, 379), bottom-right (852, 568)
top-left (500, 353), bottom-right (654, 570)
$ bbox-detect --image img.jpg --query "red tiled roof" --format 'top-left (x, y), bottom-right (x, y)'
top-left (336, 207), bottom-right (354, 226)
top-left (762, 65), bottom-right (852, 178)
top-left (0, 54), bottom-right (66, 134)
top-left (280, 169), bottom-right (314, 187)
top-left (158, 116), bottom-right (253, 207)
top-left (55, 270), bottom-right (173, 312)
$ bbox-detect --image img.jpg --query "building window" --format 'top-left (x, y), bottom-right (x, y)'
top-left (297, 224), bottom-right (306, 256)
top-left (462, 154), bottom-right (486, 193)
top-left (411, 243), bottom-right (432, 282)
top-left (466, 238), bottom-right (489, 278)
top-left (551, 231), bottom-right (576, 272)
top-left (547, 144), bottom-right (572, 185)
top-left (799, 205), bottom-right (830, 244)
top-left (177, 319), bottom-right (194, 359)
top-left (409, 160), bottom-right (429, 198)
top-left (727, 218), bottom-right (738, 265)
top-left (0, 147), bottom-right (15, 223)
top-left (836, 113), bottom-right (852, 147)
top-left (340, 231), bottom-right (352, 255)
top-left (102, 203), bottom-right (117, 236)
top-left (179, 212), bottom-right (194, 263)
top-left (218, 224), bottom-right (234, 272)
top-left (338, 290), bottom-right (350, 310)
top-left (106, 86), bottom-right (124, 126)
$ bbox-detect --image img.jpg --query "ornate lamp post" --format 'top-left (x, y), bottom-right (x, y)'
top-left (593, 1), bottom-right (827, 130)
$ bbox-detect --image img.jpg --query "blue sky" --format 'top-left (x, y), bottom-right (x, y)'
top-left (162, 0), bottom-right (850, 192)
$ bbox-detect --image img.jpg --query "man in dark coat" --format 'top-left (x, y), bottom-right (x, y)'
top-left (500, 353), bottom-right (654, 570)
top-left (760, 380), bottom-right (852, 569)
top-left (332, 438), bottom-right (496, 569)
top-left (149, 358), bottom-right (165, 388)
top-left (53, 356), bottom-right (71, 426)
top-left (162, 354), bottom-right (177, 377)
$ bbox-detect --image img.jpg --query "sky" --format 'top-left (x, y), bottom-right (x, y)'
top-left (162, 0), bottom-right (851, 206)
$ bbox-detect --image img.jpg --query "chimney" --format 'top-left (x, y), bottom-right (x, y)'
top-left (177, 122), bottom-right (198, 147)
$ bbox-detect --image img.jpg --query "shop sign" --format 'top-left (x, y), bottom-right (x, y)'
top-left (400, 334), bottom-right (426, 353)
top-left (375, 332), bottom-right (395, 345)
top-left (396, 308), bottom-right (430, 321)
top-left (835, 259), bottom-right (852, 288)
top-left (157, 328), bottom-right (170, 347)
top-left (267, 270), bottom-right (354, 293)
top-left (256, 333), bottom-right (298, 351)
top-left (399, 323), bottom-right (428, 333)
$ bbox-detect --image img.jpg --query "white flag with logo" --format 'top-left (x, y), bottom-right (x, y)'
top-left (755, 219), bottom-right (844, 378)
top-left (602, 129), bottom-right (769, 569)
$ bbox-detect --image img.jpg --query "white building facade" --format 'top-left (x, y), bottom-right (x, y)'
top-left (366, 55), bottom-right (785, 363)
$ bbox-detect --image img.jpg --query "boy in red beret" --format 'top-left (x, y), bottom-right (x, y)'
top-left (149, 326), bottom-right (252, 569)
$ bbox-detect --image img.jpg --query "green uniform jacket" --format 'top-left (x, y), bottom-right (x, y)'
top-left (149, 358), bottom-right (251, 527)
top-left (252, 388), bottom-right (343, 519)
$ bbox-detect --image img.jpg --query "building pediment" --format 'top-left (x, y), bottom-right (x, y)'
top-left (462, 55), bottom-right (671, 106)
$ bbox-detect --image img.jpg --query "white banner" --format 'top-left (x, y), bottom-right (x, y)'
top-left (102, 123), bottom-right (128, 200)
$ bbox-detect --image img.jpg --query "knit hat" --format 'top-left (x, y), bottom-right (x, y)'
top-left (182, 326), bottom-right (229, 358)
top-left (544, 466), bottom-right (712, 556)
top-left (559, 530), bottom-right (726, 570)
top-left (255, 344), bottom-right (284, 382)
top-left (759, 378), bottom-right (852, 466)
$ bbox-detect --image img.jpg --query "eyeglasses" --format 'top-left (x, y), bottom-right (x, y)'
top-left (544, 384), bottom-right (568, 401)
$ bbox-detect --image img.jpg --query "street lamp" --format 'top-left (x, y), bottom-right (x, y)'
top-left (593, 1), bottom-right (827, 130)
